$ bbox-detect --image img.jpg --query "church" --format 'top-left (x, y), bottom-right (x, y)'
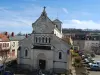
top-left (17, 7), bottom-right (71, 74)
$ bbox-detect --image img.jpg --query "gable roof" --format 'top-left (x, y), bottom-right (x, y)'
top-left (0, 34), bottom-right (9, 42)
top-left (32, 7), bottom-right (56, 27)
top-left (53, 19), bottom-right (62, 23)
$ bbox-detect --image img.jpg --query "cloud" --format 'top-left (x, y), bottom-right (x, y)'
top-left (0, 5), bottom-right (43, 33)
top-left (62, 19), bottom-right (100, 29)
top-left (0, 4), bottom-right (66, 33)
top-left (62, 8), bottom-right (68, 14)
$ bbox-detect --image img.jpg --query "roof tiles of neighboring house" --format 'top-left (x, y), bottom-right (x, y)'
top-left (9, 36), bottom-right (25, 41)
top-left (0, 34), bottom-right (10, 42)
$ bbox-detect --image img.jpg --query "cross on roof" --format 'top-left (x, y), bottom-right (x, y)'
top-left (44, 6), bottom-right (46, 10)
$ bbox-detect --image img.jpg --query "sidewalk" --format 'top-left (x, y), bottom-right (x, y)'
top-left (71, 66), bottom-right (76, 75)
top-left (71, 58), bottom-right (76, 75)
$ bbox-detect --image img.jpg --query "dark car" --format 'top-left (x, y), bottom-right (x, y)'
top-left (4, 71), bottom-right (13, 75)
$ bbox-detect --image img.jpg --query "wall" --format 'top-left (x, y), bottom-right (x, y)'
top-left (73, 40), bottom-right (85, 50)
top-left (54, 28), bottom-right (63, 38)
top-left (84, 40), bottom-right (100, 51)
top-left (18, 35), bottom-right (33, 66)
top-left (32, 16), bottom-right (55, 33)
top-left (10, 41), bottom-right (19, 58)
top-left (73, 40), bottom-right (100, 51)
top-left (32, 49), bottom-right (53, 70)
top-left (52, 34), bottom-right (70, 70)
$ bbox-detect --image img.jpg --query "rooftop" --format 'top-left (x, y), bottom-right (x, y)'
top-left (0, 34), bottom-right (9, 42)
top-left (9, 35), bottom-right (25, 41)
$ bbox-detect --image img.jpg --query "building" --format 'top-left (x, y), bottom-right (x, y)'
top-left (17, 7), bottom-right (71, 74)
top-left (0, 33), bottom-right (10, 60)
top-left (63, 29), bottom-right (100, 52)
top-left (9, 32), bottom-right (25, 58)
top-left (73, 34), bottom-right (100, 52)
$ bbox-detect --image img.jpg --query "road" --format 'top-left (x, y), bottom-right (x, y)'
top-left (89, 55), bottom-right (100, 75)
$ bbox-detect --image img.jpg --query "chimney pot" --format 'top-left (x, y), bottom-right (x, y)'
top-left (11, 32), bottom-right (14, 37)
top-left (5, 32), bottom-right (8, 36)
top-left (26, 34), bottom-right (28, 38)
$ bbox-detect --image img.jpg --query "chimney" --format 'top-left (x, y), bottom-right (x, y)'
top-left (11, 32), bottom-right (14, 37)
top-left (5, 32), bottom-right (8, 36)
top-left (7, 35), bottom-right (9, 38)
top-left (25, 34), bottom-right (28, 38)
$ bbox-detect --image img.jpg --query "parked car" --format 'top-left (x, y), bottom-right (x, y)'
top-left (90, 64), bottom-right (100, 71)
top-left (4, 71), bottom-right (13, 75)
top-left (87, 60), bottom-right (95, 67)
top-left (83, 58), bottom-right (90, 64)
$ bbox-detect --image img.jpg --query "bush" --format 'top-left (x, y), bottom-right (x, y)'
top-left (72, 53), bottom-right (79, 57)
top-left (74, 56), bottom-right (82, 67)
top-left (74, 57), bottom-right (81, 63)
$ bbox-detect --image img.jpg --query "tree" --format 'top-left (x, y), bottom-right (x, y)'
top-left (17, 32), bottom-right (22, 36)
top-left (0, 51), bottom-right (8, 74)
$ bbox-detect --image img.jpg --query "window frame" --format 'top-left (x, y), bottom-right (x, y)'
top-left (25, 49), bottom-right (28, 57)
top-left (59, 52), bottom-right (62, 59)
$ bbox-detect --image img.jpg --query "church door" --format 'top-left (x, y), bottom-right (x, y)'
top-left (39, 59), bottom-right (46, 69)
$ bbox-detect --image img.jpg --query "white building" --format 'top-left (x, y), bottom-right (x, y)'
top-left (0, 33), bottom-right (10, 60)
top-left (18, 7), bottom-right (71, 74)
top-left (73, 40), bottom-right (100, 51)
top-left (9, 32), bottom-right (25, 58)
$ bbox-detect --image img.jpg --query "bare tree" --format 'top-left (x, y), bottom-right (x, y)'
top-left (0, 50), bottom-right (8, 74)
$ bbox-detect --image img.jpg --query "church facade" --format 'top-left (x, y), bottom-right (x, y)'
top-left (17, 7), bottom-right (71, 74)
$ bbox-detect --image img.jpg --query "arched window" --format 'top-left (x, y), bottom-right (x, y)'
top-left (42, 37), bottom-right (44, 43)
top-left (59, 52), bottom-right (62, 59)
top-left (39, 37), bottom-right (41, 43)
top-left (36, 37), bottom-right (37, 43)
top-left (46, 37), bottom-right (47, 43)
top-left (49, 38), bottom-right (51, 43)
top-left (18, 46), bottom-right (21, 51)
top-left (25, 50), bottom-right (28, 57)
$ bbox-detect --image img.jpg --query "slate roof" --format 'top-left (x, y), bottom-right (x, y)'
top-left (9, 35), bottom-right (25, 41)
top-left (53, 19), bottom-right (62, 23)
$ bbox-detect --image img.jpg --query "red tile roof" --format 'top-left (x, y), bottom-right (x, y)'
top-left (0, 34), bottom-right (9, 42)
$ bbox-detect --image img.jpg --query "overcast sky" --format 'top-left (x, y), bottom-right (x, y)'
top-left (0, 0), bottom-right (100, 34)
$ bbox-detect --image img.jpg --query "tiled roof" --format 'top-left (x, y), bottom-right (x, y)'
top-left (9, 35), bottom-right (25, 41)
top-left (0, 34), bottom-right (9, 42)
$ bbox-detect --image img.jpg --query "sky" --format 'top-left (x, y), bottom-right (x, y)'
top-left (0, 0), bottom-right (100, 34)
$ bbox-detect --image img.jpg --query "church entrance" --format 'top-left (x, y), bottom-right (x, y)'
top-left (39, 59), bottom-right (46, 69)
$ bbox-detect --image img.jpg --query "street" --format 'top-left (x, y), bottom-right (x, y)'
top-left (89, 55), bottom-right (100, 75)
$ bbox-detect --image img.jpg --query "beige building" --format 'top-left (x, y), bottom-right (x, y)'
top-left (73, 40), bottom-right (100, 52)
